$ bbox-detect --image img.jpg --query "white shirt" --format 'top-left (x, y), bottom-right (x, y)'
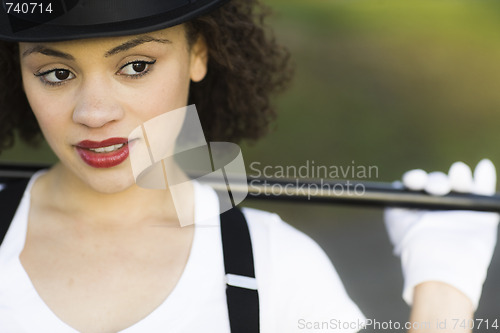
top-left (0, 172), bottom-right (365, 332)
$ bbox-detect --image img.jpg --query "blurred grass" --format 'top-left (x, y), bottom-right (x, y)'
top-left (242, 0), bottom-right (500, 182)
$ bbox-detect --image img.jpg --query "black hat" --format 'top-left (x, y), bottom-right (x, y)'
top-left (0, 0), bottom-right (229, 42)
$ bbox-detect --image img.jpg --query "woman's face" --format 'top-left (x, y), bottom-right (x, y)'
top-left (19, 25), bottom-right (207, 193)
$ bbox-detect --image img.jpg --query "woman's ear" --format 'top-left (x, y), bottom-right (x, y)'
top-left (190, 36), bottom-right (208, 82)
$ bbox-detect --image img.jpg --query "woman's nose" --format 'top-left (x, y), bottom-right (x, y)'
top-left (72, 78), bottom-right (125, 128)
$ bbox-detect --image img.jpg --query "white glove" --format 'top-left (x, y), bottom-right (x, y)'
top-left (385, 159), bottom-right (499, 310)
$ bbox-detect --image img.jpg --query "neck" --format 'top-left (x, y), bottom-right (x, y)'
top-left (35, 163), bottom-right (194, 229)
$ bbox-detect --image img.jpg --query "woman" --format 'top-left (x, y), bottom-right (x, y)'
top-left (0, 0), bottom-right (497, 332)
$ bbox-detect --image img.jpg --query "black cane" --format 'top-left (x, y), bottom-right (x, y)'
top-left (1, 162), bottom-right (499, 212)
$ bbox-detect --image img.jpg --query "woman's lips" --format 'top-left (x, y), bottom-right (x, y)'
top-left (75, 138), bottom-right (130, 168)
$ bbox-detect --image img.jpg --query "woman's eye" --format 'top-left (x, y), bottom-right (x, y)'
top-left (118, 60), bottom-right (156, 77)
top-left (34, 69), bottom-right (75, 85)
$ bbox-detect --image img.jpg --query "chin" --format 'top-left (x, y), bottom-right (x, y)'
top-left (80, 168), bottom-right (137, 194)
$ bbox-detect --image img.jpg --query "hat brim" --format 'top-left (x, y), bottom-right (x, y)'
top-left (0, 0), bottom-right (229, 42)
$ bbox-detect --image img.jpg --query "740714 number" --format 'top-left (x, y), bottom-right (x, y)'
top-left (5, 2), bottom-right (53, 14)
top-left (452, 319), bottom-right (499, 330)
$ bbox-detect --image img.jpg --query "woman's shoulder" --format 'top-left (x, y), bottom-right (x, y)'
top-left (240, 206), bottom-right (338, 289)
top-left (241, 207), bottom-right (365, 332)
top-left (240, 206), bottom-right (342, 283)
top-left (241, 207), bottom-right (328, 261)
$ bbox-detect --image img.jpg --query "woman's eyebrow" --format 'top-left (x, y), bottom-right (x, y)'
top-left (21, 36), bottom-right (172, 60)
top-left (21, 46), bottom-right (74, 60)
top-left (104, 36), bottom-right (172, 57)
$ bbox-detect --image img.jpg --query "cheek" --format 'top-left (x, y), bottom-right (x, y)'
top-left (139, 58), bottom-right (192, 119)
top-left (21, 76), bottom-right (72, 147)
top-left (25, 94), bottom-right (65, 130)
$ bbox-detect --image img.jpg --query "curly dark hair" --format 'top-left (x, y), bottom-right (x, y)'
top-left (0, 0), bottom-right (292, 153)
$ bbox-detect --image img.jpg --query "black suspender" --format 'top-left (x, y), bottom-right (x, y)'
top-left (220, 208), bottom-right (260, 332)
top-left (0, 178), bottom-right (260, 332)
top-left (0, 178), bottom-right (30, 245)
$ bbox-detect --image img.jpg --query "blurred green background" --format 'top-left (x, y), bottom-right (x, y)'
top-left (2, 0), bottom-right (500, 328)
top-left (244, 0), bottom-right (500, 178)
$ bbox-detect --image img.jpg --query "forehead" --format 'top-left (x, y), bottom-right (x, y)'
top-left (18, 24), bottom-right (187, 56)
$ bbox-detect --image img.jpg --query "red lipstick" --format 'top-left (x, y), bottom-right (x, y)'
top-left (75, 138), bottom-right (129, 168)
